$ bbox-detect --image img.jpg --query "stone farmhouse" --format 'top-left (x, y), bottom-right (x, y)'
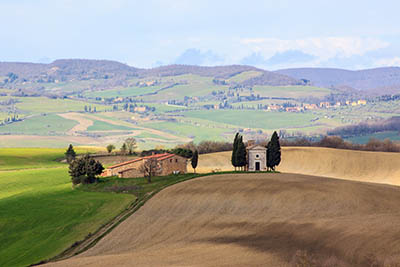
top-left (246, 140), bottom-right (267, 171)
top-left (102, 153), bottom-right (187, 178)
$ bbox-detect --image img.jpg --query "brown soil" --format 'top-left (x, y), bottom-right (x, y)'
top-left (195, 147), bottom-right (400, 186)
top-left (46, 173), bottom-right (400, 266)
top-left (58, 113), bottom-right (93, 134)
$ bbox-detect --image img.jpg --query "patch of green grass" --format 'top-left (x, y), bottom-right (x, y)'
top-left (0, 114), bottom-right (77, 135)
top-left (87, 120), bottom-right (136, 131)
top-left (0, 138), bottom-right (83, 149)
top-left (0, 147), bottom-right (99, 170)
top-left (253, 85), bottom-right (331, 99)
top-left (345, 131), bottom-right (400, 144)
top-left (134, 131), bottom-right (168, 140)
top-left (14, 97), bottom-right (107, 114)
top-left (0, 148), bottom-right (133, 266)
top-left (181, 110), bottom-right (317, 130)
top-left (85, 85), bottom-right (164, 98)
top-left (226, 71), bottom-right (263, 83)
top-left (142, 74), bottom-right (228, 101)
top-left (0, 167), bottom-right (133, 267)
top-left (143, 120), bottom-right (229, 142)
top-left (78, 174), bottom-right (198, 198)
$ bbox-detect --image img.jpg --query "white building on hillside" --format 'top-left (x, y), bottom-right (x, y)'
top-left (246, 141), bottom-right (267, 171)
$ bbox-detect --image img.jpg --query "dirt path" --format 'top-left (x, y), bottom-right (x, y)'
top-left (46, 173), bottom-right (400, 266)
top-left (58, 113), bottom-right (94, 135)
top-left (60, 112), bottom-right (191, 143)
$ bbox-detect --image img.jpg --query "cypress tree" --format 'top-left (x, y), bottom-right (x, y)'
top-left (236, 136), bottom-right (247, 171)
top-left (267, 131), bottom-right (281, 171)
top-left (231, 133), bottom-right (239, 170)
top-left (191, 150), bottom-right (198, 173)
top-left (65, 144), bottom-right (76, 164)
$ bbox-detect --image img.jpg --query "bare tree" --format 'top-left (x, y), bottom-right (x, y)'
top-left (139, 158), bottom-right (161, 183)
top-left (124, 137), bottom-right (137, 155)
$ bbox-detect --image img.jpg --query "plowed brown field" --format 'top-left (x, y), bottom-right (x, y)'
top-left (47, 173), bottom-right (400, 266)
top-left (193, 147), bottom-right (400, 186)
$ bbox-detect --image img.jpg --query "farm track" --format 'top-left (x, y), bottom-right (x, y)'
top-left (59, 112), bottom-right (191, 143)
top-left (46, 173), bottom-right (400, 266)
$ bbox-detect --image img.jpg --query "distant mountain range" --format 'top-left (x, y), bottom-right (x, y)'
top-left (276, 67), bottom-right (400, 94)
top-left (1, 59), bottom-right (400, 94)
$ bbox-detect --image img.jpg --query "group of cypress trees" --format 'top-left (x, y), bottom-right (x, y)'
top-left (231, 131), bottom-right (281, 171)
top-left (231, 133), bottom-right (247, 171)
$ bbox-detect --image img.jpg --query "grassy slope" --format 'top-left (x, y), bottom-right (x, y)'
top-left (143, 121), bottom-right (229, 142)
top-left (0, 114), bottom-right (77, 135)
top-left (345, 131), bottom-right (400, 144)
top-left (14, 97), bottom-right (106, 114)
top-left (0, 148), bottom-right (134, 267)
top-left (226, 71), bottom-right (263, 83)
top-left (181, 109), bottom-right (316, 130)
top-left (253, 85), bottom-right (331, 98)
top-left (86, 120), bottom-right (136, 131)
top-left (84, 85), bottom-right (164, 98)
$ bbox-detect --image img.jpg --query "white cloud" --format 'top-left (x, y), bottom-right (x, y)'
top-left (239, 37), bottom-right (389, 62)
top-left (375, 57), bottom-right (400, 67)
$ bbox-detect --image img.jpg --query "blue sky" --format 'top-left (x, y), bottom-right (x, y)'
top-left (1, 0), bottom-right (400, 70)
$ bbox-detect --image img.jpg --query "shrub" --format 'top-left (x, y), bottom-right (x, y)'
top-left (281, 136), bottom-right (400, 153)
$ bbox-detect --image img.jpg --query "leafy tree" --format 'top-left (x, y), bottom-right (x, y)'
top-left (120, 143), bottom-right (127, 155)
top-left (267, 131), bottom-right (281, 171)
top-left (191, 150), bottom-right (198, 173)
top-left (171, 147), bottom-right (193, 158)
top-left (231, 133), bottom-right (239, 170)
top-left (124, 137), bottom-right (137, 155)
top-left (106, 144), bottom-right (116, 154)
top-left (65, 144), bottom-right (76, 164)
top-left (139, 158), bottom-right (161, 183)
top-left (69, 154), bottom-right (104, 185)
top-left (236, 136), bottom-right (247, 171)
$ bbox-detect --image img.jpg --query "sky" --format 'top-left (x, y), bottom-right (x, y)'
top-left (1, 0), bottom-right (400, 70)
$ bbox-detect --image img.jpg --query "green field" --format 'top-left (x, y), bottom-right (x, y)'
top-left (253, 85), bottom-right (331, 98)
top-left (0, 114), bottom-right (76, 135)
top-left (0, 148), bottom-right (134, 266)
top-left (345, 131), bottom-right (400, 144)
top-left (226, 71), bottom-right (263, 83)
top-left (180, 110), bottom-right (317, 130)
top-left (85, 85), bottom-right (164, 98)
top-left (143, 120), bottom-right (230, 142)
top-left (14, 97), bottom-right (106, 114)
top-left (87, 120), bottom-right (136, 131)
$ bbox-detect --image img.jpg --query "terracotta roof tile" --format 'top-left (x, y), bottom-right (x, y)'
top-left (108, 153), bottom-right (174, 169)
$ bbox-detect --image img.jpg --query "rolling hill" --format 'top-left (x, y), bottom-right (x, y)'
top-left (0, 59), bottom-right (302, 88)
top-left (46, 172), bottom-right (400, 266)
top-left (192, 147), bottom-right (400, 186)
